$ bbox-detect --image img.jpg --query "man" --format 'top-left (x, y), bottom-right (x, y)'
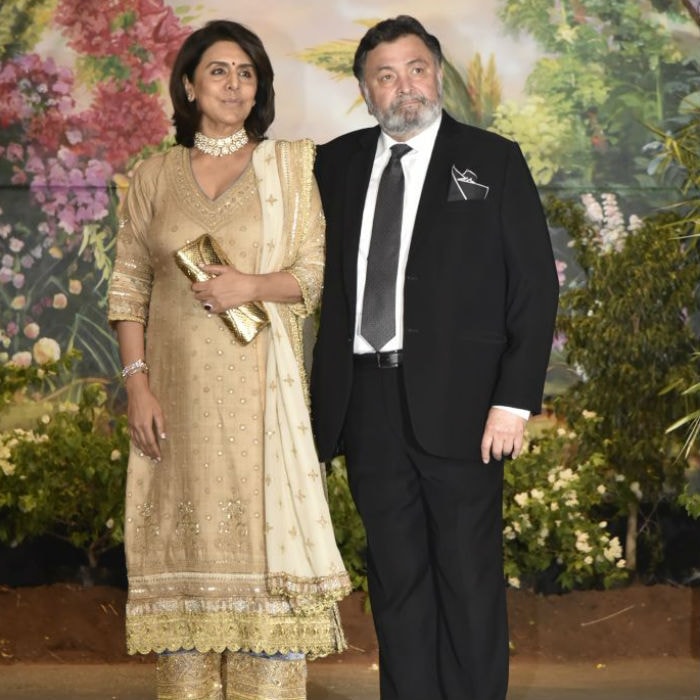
top-left (311, 15), bottom-right (559, 700)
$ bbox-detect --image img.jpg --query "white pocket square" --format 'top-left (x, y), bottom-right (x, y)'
top-left (449, 165), bottom-right (489, 201)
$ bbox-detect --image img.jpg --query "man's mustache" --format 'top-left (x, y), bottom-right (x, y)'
top-left (392, 93), bottom-right (428, 107)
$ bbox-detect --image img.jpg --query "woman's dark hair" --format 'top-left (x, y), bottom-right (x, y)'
top-left (170, 20), bottom-right (275, 146)
top-left (352, 15), bottom-right (443, 83)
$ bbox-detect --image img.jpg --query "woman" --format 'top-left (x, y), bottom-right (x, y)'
top-left (107, 20), bottom-right (350, 700)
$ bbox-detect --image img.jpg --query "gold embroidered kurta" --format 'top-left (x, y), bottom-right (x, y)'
top-left (108, 141), bottom-right (346, 656)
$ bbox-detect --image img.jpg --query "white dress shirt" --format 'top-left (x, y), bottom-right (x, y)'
top-left (353, 114), bottom-right (529, 422)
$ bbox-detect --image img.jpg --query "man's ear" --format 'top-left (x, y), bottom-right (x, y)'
top-left (358, 83), bottom-right (372, 116)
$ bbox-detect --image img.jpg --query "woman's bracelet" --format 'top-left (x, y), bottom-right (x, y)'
top-left (121, 358), bottom-right (149, 380)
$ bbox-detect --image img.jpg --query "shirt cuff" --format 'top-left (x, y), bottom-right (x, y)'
top-left (492, 405), bottom-right (530, 421)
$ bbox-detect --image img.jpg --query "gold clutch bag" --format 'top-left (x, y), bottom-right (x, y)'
top-left (174, 234), bottom-right (269, 345)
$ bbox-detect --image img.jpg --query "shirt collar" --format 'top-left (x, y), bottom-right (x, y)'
top-left (378, 111), bottom-right (442, 158)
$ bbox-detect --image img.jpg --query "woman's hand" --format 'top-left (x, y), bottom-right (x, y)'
top-left (192, 264), bottom-right (258, 313)
top-left (125, 374), bottom-right (166, 461)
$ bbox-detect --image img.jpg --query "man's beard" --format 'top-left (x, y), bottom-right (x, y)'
top-left (367, 86), bottom-right (442, 138)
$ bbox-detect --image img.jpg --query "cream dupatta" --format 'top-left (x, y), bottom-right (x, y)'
top-left (253, 140), bottom-right (351, 613)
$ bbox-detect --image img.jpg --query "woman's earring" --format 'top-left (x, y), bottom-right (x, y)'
top-left (187, 93), bottom-right (195, 102)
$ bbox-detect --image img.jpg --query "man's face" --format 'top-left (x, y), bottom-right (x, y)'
top-left (360, 33), bottom-right (443, 140)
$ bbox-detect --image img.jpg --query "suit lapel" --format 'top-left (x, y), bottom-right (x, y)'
top-left (341, 128), bottom-right (379, 307)
top-left (408, 113), bottom-right (461, 265)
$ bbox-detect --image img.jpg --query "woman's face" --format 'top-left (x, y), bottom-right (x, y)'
top-left (184, 40), bottom-right (258, 136)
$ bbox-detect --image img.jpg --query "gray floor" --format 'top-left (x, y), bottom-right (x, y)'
top-left (0, 657), bottom-right (697, 700)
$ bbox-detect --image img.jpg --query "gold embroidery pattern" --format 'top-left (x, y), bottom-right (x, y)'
top-left (217, 492), bottom-right (249, 552)
top-left (225, 653), bottom-right (307, 700)
top-left (133, 501), bottom-right (162, 555)
top-left (168, 146), bottom-right (259, 233)
top-left (175, 500), bottom-right (201, 551)
top-left (126, 603), bottom-right (345, 658)
top-left (157, 650), bottom-right (224, 700)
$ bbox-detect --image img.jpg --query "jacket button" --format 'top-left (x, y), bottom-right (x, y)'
top-left (406, 274), bottom-right (418, 281)
top-left (406, 328), bottom-right (419, 334)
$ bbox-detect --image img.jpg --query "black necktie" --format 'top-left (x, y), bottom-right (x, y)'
top-left (361, 143), bottom-right (412, 351)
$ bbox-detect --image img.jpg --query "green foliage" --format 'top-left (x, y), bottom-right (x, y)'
top-left (297, 39), bottom-right (358, 81)
top-left (326, 457), bottom-right (368, 595)
top-left (0, 0), bottom-right (56, 60)
top-left (0, 381), bottom-right (128, 570)
top-left (552, 193), bottom-right (699, 523)
top-left (491, 96), bottom-right (588, 186)
top-left (325, 433), bottom-right (631, 593)
top-left (442, 53), bottom-right (502, 128)
top-left (0, 349), bottom-right (77, 417)
top-left (504, 417), bottom-right (629, 591)
top-left (498, 0), bottom-right (700, 197)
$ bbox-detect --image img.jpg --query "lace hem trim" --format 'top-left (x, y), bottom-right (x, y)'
top-left (126, 604), bottom-right (346, 658)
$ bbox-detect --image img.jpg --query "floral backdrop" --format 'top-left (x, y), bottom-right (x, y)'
top-left (0, 0), bottom-right (699, 590)
top-left (0, 0), bottom-right (698, 392)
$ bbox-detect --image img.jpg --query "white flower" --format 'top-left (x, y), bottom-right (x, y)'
top-left (564, 491), bottom-right (579, 507)
top-left (105, 518), bottom-right (115, 529)
top-left (530, 488), bottom-right (545, 502)
top-left (629, 481), bottom-right (642, 500)
top-left (582, 410), bottom-right (597, 420)
top-left (10, 295), bottom-right (26, 310)
top-left (508, 576), bottom-right (521, 589)
top-left (584, 556), bottom-right (593, 565)
top-left (110, 449), bottom-right (121, 461)
top-left (616, 559), bottom-right (627, 569)
top-left (575, 531), bottom-right (592, 553)
top-left (604, 537), bottom-right (623, 562)
top-left (596, 485), bottom-right (606, 495)
top-left (514, 492), bottom-right (529, 507)
top-left (32, 337), bottom-right (61, 365)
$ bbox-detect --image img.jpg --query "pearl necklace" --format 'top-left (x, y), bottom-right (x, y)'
top-left (193, 128), bottom-right (249, 157)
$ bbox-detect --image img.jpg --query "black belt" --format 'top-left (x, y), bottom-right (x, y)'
top-left (353, 350), bottom-right (403, 368)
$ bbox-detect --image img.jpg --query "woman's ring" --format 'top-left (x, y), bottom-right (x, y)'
top-left (203, 302), bottom-right (213, 312)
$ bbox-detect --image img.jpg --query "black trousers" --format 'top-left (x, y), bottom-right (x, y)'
top-left (342, 363), bottom-right (509, 700)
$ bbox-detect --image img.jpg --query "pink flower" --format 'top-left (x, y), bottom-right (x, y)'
top-left (9, 351), bottom-right (32, 368)
top-left (52, 293), bottom-right (68, 309)
top-left (555, 259), bottom-right (567, 287)
top-left (24, 322), bottom-right (40, 339)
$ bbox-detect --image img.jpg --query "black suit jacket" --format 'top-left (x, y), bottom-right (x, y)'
top-left (310, 112), bottom-right (559, 462)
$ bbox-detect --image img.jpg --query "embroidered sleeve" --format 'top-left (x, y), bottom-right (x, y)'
top-left (283, 140), bottom-right (325, 318)
top-left (107, 162), bottom-right (156, 326)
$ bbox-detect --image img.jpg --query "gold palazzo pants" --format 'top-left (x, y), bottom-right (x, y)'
top-left (156, 650), bottom-right (307, 700)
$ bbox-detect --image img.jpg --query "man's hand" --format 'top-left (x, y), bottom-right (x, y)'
top-left (480, 406), bottom-right (527, 464)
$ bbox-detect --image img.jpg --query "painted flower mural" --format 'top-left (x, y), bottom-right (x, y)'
top-left (0, 0), bottom-right (192, 380)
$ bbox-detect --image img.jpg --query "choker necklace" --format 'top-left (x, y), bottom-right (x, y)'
top-left (193, 128), bottom-right (249, 156)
